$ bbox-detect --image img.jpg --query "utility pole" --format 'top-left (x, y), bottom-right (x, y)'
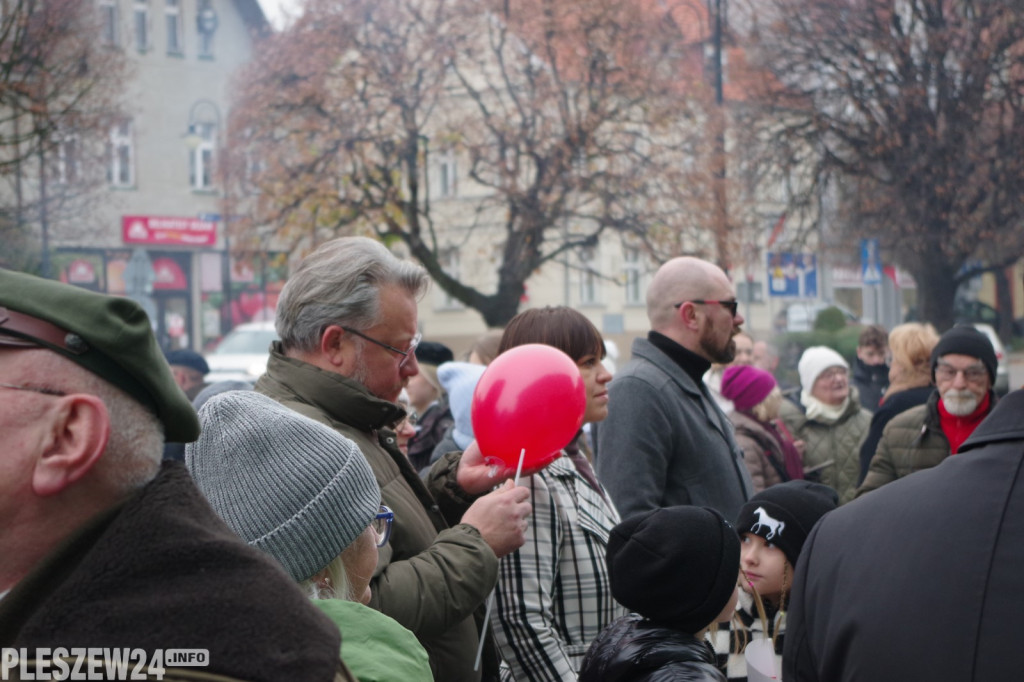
top-left (711, 0), bottom-right (729, 270)
top-left (38, 143), bottom-right (50, 278)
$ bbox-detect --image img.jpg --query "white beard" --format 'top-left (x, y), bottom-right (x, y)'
top-left (942, 389), bottom-right (980, 416)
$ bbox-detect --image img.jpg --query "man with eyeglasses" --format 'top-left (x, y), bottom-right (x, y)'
top-left (858, 324), bottom-right (998, 496)
top-left (593, 256), bottom-right (754, 521)
top-left (256, 236), bottom-right (532, 682)
top-left (0, 270), bottom-right (357, 681)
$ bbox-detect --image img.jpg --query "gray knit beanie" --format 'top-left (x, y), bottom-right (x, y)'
top-left (186, 391), bottom-right (380, 583)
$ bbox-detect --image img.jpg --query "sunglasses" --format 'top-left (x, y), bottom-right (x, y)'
top-left (673, 299), bottom-right (739, 316)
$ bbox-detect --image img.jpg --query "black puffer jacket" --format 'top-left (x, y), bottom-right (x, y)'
top-left (580, 614), bottom-right (727, 682)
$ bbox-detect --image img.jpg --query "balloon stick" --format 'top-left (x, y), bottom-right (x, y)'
top-left (474, 592), bottom-right (494, 672)
top-left (475, 448), bottom-right (527, 671)
top-left (514, 448), bottom-right (526, 486)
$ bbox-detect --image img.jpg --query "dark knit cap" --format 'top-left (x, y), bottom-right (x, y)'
top-left (0, 269), bottom-right (199, 442)
top-left (165, 349), bottom-right (210, 375)
top-left (735, 481), bottom-right (838, 567)
top-left (931, 324), bottom-right (997, 384)
top-left (414, 340), bottom-right (454, 366)
top-left (607, 506), bottom-right (740, 632)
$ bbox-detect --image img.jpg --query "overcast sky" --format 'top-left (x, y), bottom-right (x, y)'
top-left (258, 0), bottom-right (299, 29)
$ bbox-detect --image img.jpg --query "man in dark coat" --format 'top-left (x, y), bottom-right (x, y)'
top-left (0, 270), bottom-right (353, 681)
top-left (784, 388), bottom-right (1024, 681)
top-left (593, 256), bottom-right (754, 521)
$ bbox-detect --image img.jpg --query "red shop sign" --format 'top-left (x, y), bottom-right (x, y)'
top-left (122, 215), bottom-right (217, 247)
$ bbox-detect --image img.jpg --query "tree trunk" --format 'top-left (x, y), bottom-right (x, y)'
top-left (911, 261), bottom-right (958, 333)
top-left (995, 267), bottom-right (1015, 343)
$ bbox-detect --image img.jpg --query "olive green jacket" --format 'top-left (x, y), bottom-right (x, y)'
top-left (856, 390), bottom-right (982, 497)
top-left (780, 391), bottom-right (871, 505)
top-left (256, 345), bottom-right (499, 681)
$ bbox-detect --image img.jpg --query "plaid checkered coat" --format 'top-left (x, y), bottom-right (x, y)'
top-left (492, 454), bottom-right (627, 681)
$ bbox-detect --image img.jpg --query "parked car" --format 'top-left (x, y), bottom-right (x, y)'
top-left (955, 300), bottom-right (1024, 338)
top-left (773, 302), bottom-right (860, 333)
top-left (205, 320), bottom-right (279, 383)
top-left (971, 323), bottom-right (1010, 395)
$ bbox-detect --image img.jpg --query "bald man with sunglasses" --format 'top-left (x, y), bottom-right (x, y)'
top-left (593, 256), bottom-right (754, 521)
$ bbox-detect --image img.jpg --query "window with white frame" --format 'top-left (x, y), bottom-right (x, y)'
top-left (578, 247), bottom-right (598, 305)
top-left (189, 122), bottom-right (216, 190)
top-left (99, 0), bottom-right (118, 46)
top-left (436, 247), bottom-right (463, 309)
top-left (197, 0), bottom-right (217, 58)
top-left (133, 0), bottom-right (149, 51)
top-left (107, 120), bottom-right (134, 187)
top-left (438, 148), bottom-right (457, 198)
top-left (165, 0), bottom-right (182, 54)
top-left (623, 247), bottom-right (642, 305)
top-left (55, 134), bottom-right (80, 185)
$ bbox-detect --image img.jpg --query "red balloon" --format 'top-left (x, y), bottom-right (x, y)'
top-left (472, 343), bottom-right (587, 472)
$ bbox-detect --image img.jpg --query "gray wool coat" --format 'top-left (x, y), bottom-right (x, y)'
top-left (593, 337), bottom-right (754, 521)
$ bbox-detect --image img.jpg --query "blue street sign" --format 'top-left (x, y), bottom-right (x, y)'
top-left (861, 238), bottom-right (882, 285)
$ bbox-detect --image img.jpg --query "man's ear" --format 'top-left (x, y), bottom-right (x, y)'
top-left (678, 302), bottom-right (700, 330)
top-left (32, 394), bottom-right (111, 497)
top-left (320, 325), bottom-right (354, 369)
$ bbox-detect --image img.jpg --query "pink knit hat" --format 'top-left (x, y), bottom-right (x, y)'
top-left (720, 365), bottom-right (777, 411)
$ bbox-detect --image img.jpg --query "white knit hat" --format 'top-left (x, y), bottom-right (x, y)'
top-left (438, 361), bottom-right (486, 450)
top-left (798, 346), bottom-right (849, 393)
top-left (186, 391), bottom-right (380, 583)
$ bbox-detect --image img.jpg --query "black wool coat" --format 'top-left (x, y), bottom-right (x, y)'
top-left (784, 389), bottom-right (1024, 681)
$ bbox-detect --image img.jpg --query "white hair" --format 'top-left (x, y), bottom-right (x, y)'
top-left (299, 553), bottom-right (354, 601)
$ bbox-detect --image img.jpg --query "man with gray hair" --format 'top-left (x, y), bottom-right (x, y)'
top-left (593, 256), bottom-right (754, 520)
top-left (0, 270), bottom-right (353, 681)
top-left (257, 236), bottom-right (532, 682)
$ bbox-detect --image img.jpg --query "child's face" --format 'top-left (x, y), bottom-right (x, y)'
top-left (740, 533), bottom-right (790, 601)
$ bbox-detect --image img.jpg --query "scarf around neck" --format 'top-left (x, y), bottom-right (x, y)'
top-left (801, 392), bottom-right (850, 423)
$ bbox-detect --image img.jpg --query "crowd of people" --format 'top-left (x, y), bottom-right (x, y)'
top-left (3, 238), bottom-right (1023, 681)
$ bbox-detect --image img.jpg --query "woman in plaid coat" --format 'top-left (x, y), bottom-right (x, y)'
top-left (492, 307), bottom-right (628, 681)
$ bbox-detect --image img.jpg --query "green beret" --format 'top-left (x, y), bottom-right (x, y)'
top-left (0, 269), bottom-right (200, 442)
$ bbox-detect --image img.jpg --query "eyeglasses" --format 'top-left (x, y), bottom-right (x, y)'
top-left (817, 367), bottom-right (848, 382)
top-left (935, 364), bottom-right (988, 385)
top-left (0, 381), bottom-right (66, 397)
top-left (372, 505), bottom-right (394, 547)
top-left (673, 299), bottom-right (740, 316)
top-left (341, 327), bottom-right (422, 368)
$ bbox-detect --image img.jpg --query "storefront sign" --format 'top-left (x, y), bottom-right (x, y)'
top-left (66, 259), bottom-right (98, 284)
top-left (122, 215), bottom-right (217, 247)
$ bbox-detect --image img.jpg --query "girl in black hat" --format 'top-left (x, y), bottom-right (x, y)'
top-left (713, 481), bottom-right (838, 681)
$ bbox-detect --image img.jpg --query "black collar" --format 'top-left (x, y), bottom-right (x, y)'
top-left (648, 331), bottom-right (711, 384)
